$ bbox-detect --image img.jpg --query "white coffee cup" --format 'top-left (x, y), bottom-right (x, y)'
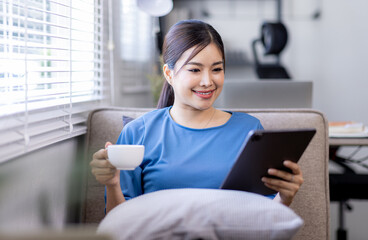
top-left (107, 145), bottom-right (145, 170)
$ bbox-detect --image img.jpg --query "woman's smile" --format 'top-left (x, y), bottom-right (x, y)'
top-left (192, 89), bottom-right (216, 99)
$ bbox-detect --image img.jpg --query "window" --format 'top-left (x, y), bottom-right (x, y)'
top-left (120, 0), bottom-right (151, 62)
top-left (117, 0), bottom-right (155, 96)
top-left (0, 0), bottom-right (109, 163)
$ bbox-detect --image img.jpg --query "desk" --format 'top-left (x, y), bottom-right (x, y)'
top-left (329, 137), bottom-right (368, 240)
top-left (329, 137), bottom-right (368, 147)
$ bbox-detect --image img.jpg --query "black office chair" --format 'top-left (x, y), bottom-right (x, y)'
top-left (252, 22), bottom-right (291, 79)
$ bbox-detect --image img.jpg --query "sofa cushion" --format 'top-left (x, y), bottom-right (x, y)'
top-left (97, 188), bottom-right (303, 240)
top-left (122, 115), bottom-right (135, 126)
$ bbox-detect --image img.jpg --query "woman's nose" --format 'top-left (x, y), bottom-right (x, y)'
top-left (200, 72), bottom-right (213, 87)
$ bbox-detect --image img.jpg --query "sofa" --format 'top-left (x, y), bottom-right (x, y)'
top-left (81, 107), bottom-right (330, 240)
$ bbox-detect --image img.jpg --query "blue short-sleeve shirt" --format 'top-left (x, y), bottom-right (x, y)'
top-left (114, 107), bottom-right (273, 200)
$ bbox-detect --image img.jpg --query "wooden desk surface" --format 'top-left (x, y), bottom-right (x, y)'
top-left (329, 137), bottom-right (368, 147)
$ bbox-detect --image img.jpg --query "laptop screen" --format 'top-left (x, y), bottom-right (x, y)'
top-left (215, 81), bottom-right (313, 109)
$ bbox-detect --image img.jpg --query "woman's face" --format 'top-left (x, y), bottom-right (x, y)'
top-left (165, 43), bottom-right (225, 111)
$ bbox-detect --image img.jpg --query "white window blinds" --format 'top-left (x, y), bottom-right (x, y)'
top-left (0, 0), bottom-right (109, 163)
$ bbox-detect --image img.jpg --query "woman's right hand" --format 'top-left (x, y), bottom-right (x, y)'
top-left (90, 142), bottom-right (120, 187)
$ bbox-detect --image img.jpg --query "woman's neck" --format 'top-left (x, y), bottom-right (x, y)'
top-left (170, 105), bottom-right (217, 129)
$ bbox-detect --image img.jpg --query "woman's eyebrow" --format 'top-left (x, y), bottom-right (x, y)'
top-left (212, 61), bottom-right (224, 66)
top-left (186, 61), bottom-right (224, 67)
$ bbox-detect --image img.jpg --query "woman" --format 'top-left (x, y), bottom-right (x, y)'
top-left (90, 20), bottom-right (303, 214)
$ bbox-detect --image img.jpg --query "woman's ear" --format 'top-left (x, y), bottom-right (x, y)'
top-left (163, 64), bottom-right (173, 85)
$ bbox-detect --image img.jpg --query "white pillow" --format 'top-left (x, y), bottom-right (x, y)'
top-left (97, 189), bottom-right (303, 240)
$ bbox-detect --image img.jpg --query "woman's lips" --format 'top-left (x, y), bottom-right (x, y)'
top-left (192, 89), bottom-right (215, 99)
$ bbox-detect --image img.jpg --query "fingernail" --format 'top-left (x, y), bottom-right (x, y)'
top-left (268, 169), bottom-right (275, 174)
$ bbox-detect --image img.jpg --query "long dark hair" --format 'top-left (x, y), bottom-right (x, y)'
top-left (157, 19), bottom-right (225, 109)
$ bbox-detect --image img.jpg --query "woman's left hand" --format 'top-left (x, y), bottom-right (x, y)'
top-left (261, 160), bottom-right (304, 206)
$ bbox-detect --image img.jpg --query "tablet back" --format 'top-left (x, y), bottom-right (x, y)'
top-left (220, 129), bottom-right (316, 195)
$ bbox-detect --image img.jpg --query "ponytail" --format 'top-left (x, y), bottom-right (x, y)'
top-left (157, 81), bottom-right (174, 109)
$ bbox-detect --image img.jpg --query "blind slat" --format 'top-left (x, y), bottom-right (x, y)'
top-left (0, 26), bottom-right (97, 43)
top-left (0, 77), bottom-right (102, 86)
top-left (1, 92), bottom-right (104, 106)
top-left (0, 131), bottom-right (23, 146)
top-left (0, 57), bottom-right (102, 64)
top-left (0, 105), bottom-right (93, 131)
top-left (0, 13), bottom-right (97, 34)
top-left (0, 96), bottom-right (105, 116)
top-left (5, 1), bottom-right (95, 16)
top-left (0, 125), bottom-right (87, 164)
top-left (0, 116), bottom-right (88, 145)
top-left (0, 40), bottom-right (103, 51)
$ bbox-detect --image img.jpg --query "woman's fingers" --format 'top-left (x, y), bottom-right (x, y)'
top-left (105, 141), bottom-right (113, 149)
top-left (261, 177), bottom-right (300, 192)
top-left (90, 157), bottom-right (119, 185)
top-left (267, 168), bottom-right (294, 182)
top-left (267, 161), bottom-right (304, 184)
top-left (283, 160), bottom-right (302, 175)
top-left (92, 141), bottom-right (113, 162)
top-left (90, 141), bottom-right (120, 186)
top-left (92, 148), bottom-right (108, 161)
top-left (267, 169), bottom-right (303, 185)
top-left (90, 144), bottom-right (116, 176)
top-left (95, 174), bottom-right (116, 183)
top-left (264, 183), bottom-right (295, 198)
top-left (92, 165), bottom-right (116, 175)
top-left (264, 160), bottom-right (304, 206)
top-left (90, 158), bottom-right (114, 168)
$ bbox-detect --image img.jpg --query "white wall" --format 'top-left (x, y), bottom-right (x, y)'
top-left (284, 0), bottom-right (368, 125)
top-left (0, 137), bottom-right (84, 233)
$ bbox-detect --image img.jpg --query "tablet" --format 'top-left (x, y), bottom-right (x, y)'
top-left (220, 128), bottom-right (316, 195)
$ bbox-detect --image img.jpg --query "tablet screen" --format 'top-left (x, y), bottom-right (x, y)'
top-left (220, 128), bottom-right (316, 195)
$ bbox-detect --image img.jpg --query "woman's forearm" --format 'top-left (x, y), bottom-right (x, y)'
top-left (106, 184), bottom-right (126, 214)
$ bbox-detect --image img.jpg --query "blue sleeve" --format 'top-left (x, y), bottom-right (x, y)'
top-left (119, 168), bottom-right (143, 200)
top-left (265, 193), bottom-right (277, 199)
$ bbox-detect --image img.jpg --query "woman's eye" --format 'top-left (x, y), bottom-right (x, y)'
top-left (188, 69), bottom-right (200, 73)
top-left (213, 68), bottom-right (223, 72)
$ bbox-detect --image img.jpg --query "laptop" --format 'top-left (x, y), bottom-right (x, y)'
top-left (215, 81), bottom-right (313, 108)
